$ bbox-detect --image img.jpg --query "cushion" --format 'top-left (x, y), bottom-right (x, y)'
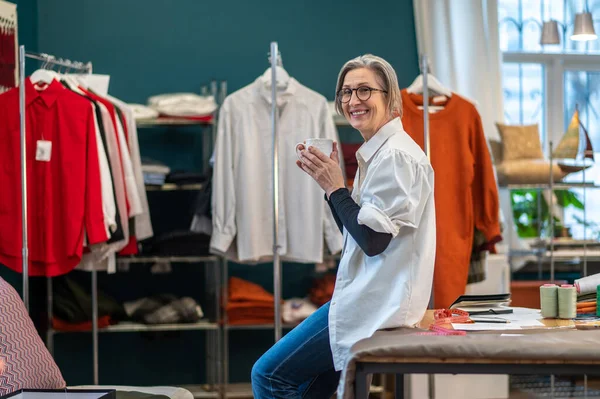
top-left (495, 123), bottom-right (544, 161)
top-left (495, 159), bottom-right (568, 186)
top-left (0, 278), bottom-right (66, 395)
top-left (488, 140), bottom-right (503, 165)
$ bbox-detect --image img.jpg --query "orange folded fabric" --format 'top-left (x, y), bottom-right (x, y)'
top-left (228, 277), bottom-right (275, 303)
top-left (226, 277), bottom-right (282, 325)
top-left (52, 315), bottom-right (112, 332)
top-left (577, 306), bottom-right (597, 314)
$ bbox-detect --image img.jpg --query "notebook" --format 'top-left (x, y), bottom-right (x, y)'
top-left (449, 293), bottom-right (513, 315)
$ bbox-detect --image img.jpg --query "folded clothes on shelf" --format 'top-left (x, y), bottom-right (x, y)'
top-left (226, 277), bottom-right (276, 325)
top-left (52, 315), bottom-right (113, 332)
top-left (123, 294), bottom-right (204, 324)
top-left (53, 274), bottom-right (128, 324)
top-left (129, 103), bottom-right (159, 120)
top-left (147, 93), bottom-right (217, 118)
top-left (139, 230), bottom-right (211, 256)
top-left (165, 171), bottom-right (206, 185)
top-left (142, 157), bottom-right (171, 175)
top-left (309, 273), bottom-right (336, 307)
top-left (282, 298), bottom-right (317, 324)
top-left (226, 277), bottom-right (320, 325)
top-left (142, 157), bottom-right (171, 186)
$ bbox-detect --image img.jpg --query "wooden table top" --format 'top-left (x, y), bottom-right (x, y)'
top-left (418, 309), bottom-right (594, 331)
top-left (356, 309), bottom-right (600, 365)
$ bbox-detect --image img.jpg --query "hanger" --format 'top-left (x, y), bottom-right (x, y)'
top-left (59, 61), bottom-right (82, 92)
top-left (30, 56), bottom-right (59, 87)
top-left (260, 51), bottom-right (290, 90)
top-left (406, 73), bottom-right (452, 98)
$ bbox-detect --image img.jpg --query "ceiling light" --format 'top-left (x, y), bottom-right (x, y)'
top-left (571, 12), bottom-right (597, 41)
top-left (541, 20), bottom-right (561, 45)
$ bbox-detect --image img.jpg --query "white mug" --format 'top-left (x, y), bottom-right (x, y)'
top-left (295, 138), bottom-right (333, 162)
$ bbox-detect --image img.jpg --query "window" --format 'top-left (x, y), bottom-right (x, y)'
top-left (499, 0), bottom-right (600, 240)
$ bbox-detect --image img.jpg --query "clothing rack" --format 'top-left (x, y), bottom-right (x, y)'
top-left (17, 45), bottom-right (98, 381)
top-left (420, 54), bottom-right (430, 160)
top-left (18, 46), bottom-right (94, 309)
top-left (419, 53), bottom-right (435, 399)
top-left (269, 41), bottom-right (283, 342)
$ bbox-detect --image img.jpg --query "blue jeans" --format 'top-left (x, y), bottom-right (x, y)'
top-left (251, 302), bottom-right (340, 398)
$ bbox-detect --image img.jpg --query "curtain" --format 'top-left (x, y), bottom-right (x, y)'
top-left (413, 0), bottom-right (503, 141)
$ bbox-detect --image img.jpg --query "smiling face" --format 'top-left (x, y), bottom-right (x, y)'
top-left (341, 67), bottom-right (390, 140)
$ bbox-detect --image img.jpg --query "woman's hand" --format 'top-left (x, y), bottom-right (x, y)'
top-left (296, 141), bottom-right (345, 198)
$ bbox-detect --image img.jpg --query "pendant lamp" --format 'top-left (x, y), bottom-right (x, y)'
top-left (541, 20), bottom-right (561, 44)
top-left (571, 11), bottom-right (597, 41)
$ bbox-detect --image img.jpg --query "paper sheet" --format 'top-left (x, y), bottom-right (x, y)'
top-left (469, 316), bottom-right (544, 327)
top-left (451, 323), bottom-right (522, 331)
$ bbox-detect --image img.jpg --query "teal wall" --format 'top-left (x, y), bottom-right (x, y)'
top-left (9, 0), bottom-right (37, 51)
top-left (36, 0), bottom-right (419, 104)
top-left (4, 0), bottom-right (419, 387)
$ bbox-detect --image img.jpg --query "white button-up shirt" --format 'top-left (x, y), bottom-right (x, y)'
top-left (210, 77), bottom-right (343, 263)
top-left (329, 117), bottom-right (436, 372)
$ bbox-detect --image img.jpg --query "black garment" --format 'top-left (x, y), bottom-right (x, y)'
top-left (140, 230), bottom-right (211, 256)
top-left (326, 188), bottom-right (392, 257)
top-left (53, 274), bottom-right (127, 323)
top-left (192, 167), bottom-right (213, 219)
top-left (62, 81), bottom-right (125, 244)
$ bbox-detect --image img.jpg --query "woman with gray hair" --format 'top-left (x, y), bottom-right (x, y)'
top-left (251, 54), bottom-right (436, 398)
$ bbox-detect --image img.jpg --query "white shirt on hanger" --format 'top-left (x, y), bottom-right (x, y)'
top-left (92, 103), bottom-right (117, 237)
top-left (105, 94), bottom-right (153, 241)
top-left (77, 103), bottom-right (130, 273)
top-left (114, 112), bottom-right (143, 219)
top-left (330, 118), bottom-right (436, 376)
top-left (210, 77), bottom-right (343, 263)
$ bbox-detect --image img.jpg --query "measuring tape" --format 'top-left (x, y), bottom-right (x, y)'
top-left (414, 309), bottom-right (470, 336)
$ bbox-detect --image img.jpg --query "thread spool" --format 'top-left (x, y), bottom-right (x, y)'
top-left (558, 284), bottom-right (577, 319)
top-left (597, 285), bottom-right (600, 317)
top-left (540, 284), bottom-right (558, 318)
top-left (574, 273), bottom-right (600, 295)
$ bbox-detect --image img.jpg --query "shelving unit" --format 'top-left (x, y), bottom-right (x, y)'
top-left (506, 182), bottom-right (600, 189)
top-left (52, 320), bottom-right (218, 334)
top-left (136, 118), bottom-right (214, 127)
top-left (119, 83), bottom-right (224, 395)
top-left (506, 144), bottom-right (600, 280)
top-left (145, 183), bottom-right (204, 191)
top-left (46, 254), bottom-right (223, 395)
top-left (44, 81), bottom-right (228, 394)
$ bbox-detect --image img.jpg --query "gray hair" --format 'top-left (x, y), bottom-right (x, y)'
top-left (334, 54), bottom-right (402, 118)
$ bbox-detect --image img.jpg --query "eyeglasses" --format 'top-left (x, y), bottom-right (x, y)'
top-left (337, 86), bottom-right (388, 103)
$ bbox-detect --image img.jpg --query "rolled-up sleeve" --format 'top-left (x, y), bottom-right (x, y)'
top-left (357, 150), bottom-right (432, 237)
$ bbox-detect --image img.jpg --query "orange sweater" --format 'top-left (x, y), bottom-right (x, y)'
top-left (401, 90), bottom-right (502, 308)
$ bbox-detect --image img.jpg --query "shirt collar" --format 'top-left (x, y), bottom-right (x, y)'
top-left (26, 78), bottom-right (65, 108)
top-left (255, 76), bottom-right (298, 107)
top-left (356, 117), bottom-right (403, 163)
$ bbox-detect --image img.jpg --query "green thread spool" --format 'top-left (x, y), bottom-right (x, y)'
top-left (597, 285), bottom-right (600, 317)
top-left (558, 284), bottom-right (577, 319)
top-left (540, 284), bottom-right (558, 318)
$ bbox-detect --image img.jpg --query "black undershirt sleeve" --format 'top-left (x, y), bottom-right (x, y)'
top-left (325, 188), bottom-right (393, 257)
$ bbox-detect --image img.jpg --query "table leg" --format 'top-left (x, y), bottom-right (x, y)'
top-left (395, 374), bottom-right (404, 399)
top-left (354, 365), bottom-right (369, 399)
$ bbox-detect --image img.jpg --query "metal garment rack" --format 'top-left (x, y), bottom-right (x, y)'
top-left (17, 45), bottom-right (100, 380)
top-left (418, 53), bottom-right (435, 399)
top-left (420, 54), bottom-right (431, 160)
top-left (269, 41), bottom-right (283, 342)
top-left (18, 47), bottom-right (93, 309)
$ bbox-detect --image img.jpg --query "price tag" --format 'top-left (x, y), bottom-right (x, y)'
top-left (35, 140), bottom-right (52, 162)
